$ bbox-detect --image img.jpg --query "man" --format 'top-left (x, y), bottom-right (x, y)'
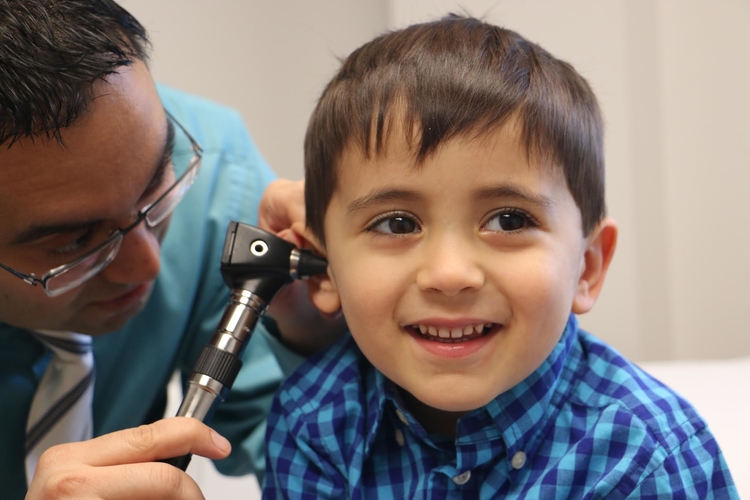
top-left (0, 1), bottom-right (335, 498)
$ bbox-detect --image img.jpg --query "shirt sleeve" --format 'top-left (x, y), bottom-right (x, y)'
top-left (263, 391), bottom-right (346, 499)
top-left (623, 427), bottom-right (739, 499)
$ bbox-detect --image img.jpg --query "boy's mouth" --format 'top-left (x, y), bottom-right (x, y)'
top-left (407, 323), bottom-right (497, 343)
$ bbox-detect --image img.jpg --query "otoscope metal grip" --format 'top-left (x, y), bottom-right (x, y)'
top-left (162, 222), bottom-right (328, 471)
top-left (175, 289), bottom-right (267, 421)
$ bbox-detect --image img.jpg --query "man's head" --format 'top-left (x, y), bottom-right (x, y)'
top-left (305, 14), bottom-right (605, 245)
top-left (0, 1), bottom-right (183, 334)
top-left (303, 16), bottom-right (617, 428)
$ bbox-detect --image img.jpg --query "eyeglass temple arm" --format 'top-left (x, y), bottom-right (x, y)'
top-left (0, 261), bottom-right (42, 286)
top-left (161, 222), bottom-right (328, 470)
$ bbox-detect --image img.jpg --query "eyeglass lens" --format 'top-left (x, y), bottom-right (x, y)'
top-left (45, 237), bottom-right (124, 297)
top-left (144, 158), bottom-right (200, 227)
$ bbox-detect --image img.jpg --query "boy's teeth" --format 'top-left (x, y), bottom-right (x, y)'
top-left (414, 323), bottom-right (493, 340)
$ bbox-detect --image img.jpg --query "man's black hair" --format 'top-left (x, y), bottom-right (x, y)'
top-left (0, 0), bottom-right (150, 145)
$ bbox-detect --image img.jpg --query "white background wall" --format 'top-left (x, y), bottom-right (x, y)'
top-left (119, 0), bottom-right (749, 496)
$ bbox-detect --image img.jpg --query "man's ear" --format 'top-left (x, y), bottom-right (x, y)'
top-left (288, 224), bottom-right (342, 317)
top-left (572, 217), bottom-right (618, 314)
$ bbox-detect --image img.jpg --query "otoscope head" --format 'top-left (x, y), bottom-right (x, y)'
top-left (293, 247), bottom-right (329, 279)
top-left (220, 222), bottom-right (328, 303)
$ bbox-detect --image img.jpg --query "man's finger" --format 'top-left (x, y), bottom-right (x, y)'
top-left (41, 417), bottom-right (230, 468)
top-left (97, 462), bottom-right (206, 500)
top-left (30, 462), bottom-right (207, 500)
top-left (258, 179), bottom-right (306, 234)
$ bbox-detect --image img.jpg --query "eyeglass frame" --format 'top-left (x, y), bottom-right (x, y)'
top-left (0, 109), bottom-right (203, 298)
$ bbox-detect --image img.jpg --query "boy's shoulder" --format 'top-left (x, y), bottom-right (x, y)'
top-left (565, 329), bottom-right (708, 456)
top-left (275, 332), bottom-right (372, 420)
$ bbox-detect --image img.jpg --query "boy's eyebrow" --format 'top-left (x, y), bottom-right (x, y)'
top-left (347, 189), bottom-right (423, 214)
top-left (475, 184), bottom-right (555, 208)
top-left (11, 116), bottom-right (175, 246)
top-left (346, 184), bottom-right (554, 215)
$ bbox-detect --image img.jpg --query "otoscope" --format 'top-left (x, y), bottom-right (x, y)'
top-left (163, 222), bottom-right (328, 470)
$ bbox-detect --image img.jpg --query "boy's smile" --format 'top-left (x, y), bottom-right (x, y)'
top-left (318, 120), bottom-right (607, 421)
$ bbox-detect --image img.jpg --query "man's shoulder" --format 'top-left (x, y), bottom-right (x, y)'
top-left (157, 85), bottom-right (240, 122)
top-left (276, 334), bottom-right (370, 421)
top-left (156, 84), bottom-right (255, 155)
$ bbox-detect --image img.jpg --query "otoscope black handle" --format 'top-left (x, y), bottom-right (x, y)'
top-left (161, 454), bottom-right (192, 470)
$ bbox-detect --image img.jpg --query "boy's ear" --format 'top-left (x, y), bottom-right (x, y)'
top-left (307, 271), bottom-right (342, 316)
top-left (572, 217), bottom-right (618, 314)
top-left (288, 224), bottom-right (342, 316)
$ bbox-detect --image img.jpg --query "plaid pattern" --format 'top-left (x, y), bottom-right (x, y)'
top-left (264, 315), bottom-right (738, 499)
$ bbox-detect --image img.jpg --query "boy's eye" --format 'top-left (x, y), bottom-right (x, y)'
top-left (484, 209), bottom-right (536, 232)
top-left (367, 214), bottom-right (421, 235)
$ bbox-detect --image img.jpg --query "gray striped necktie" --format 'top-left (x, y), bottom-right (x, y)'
top-left (25, 330), bottom-right (95, 485)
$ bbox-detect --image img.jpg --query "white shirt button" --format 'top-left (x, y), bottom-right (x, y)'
top-left (395, 409), bottom-right (409, 426)
top-left (511, 451), bottom-right (527, 469)
top-left (452, 470), bottom-right (471, 485)
top-left (394, 429), bottom-right (405, 447)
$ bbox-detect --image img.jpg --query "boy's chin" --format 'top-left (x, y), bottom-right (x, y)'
top-left (403, 386), bottom-right (499, 415)
top-left (425, 394), bottom-right (496, 413)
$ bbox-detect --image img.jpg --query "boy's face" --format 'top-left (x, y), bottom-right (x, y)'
top-left (317, 121), bottom-right (614, 414)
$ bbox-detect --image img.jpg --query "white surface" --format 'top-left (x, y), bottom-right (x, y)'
top-left (640, 357), bottom-right (750, 496)
top-left (186, 458), bottom-right (261, 500)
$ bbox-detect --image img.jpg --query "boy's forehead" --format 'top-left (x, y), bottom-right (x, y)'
top-left (336, 116), bottom-right (556, 178)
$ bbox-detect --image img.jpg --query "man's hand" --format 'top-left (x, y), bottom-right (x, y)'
top-left (26, 417), bottom-right (230, 500)
top-left (257, 179), bottom-right (306, 242)
top-left (257, 179), bottom-right (347, 356)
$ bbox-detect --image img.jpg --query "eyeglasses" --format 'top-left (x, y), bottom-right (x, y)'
top-left (0, 110), bottom-right (203, 298)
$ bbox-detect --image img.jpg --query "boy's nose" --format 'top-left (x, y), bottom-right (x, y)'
top-left (99, 222), bottom-right (162, 285)
top-left (415, 236), bottom-right (484, 296)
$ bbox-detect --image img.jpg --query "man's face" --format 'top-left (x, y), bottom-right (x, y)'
top-left (322, 122), bottom-right (592, 414)
top-left (0, 61), bottom-right (174, 334)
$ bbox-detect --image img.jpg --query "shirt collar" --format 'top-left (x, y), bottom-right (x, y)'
top-left (364, 314), bottom-right (581, 462)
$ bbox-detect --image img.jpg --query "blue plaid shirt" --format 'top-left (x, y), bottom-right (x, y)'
top-left (264, 315), bottom-right (738, 499)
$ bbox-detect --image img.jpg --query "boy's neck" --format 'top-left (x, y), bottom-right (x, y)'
top-left (400, 388), bottom-right (466, 439)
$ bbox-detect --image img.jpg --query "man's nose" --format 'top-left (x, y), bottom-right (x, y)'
top-left (415, 234), bottom-right (485, 296)
top-left (99, 222), bottom-right (161, 285)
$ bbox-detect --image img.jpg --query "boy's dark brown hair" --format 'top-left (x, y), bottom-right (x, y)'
top-left (304, 14), bottom-right (605, 244)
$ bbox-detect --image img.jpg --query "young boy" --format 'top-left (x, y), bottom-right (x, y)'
top-left (264, 15), bottom-right (738, 498)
